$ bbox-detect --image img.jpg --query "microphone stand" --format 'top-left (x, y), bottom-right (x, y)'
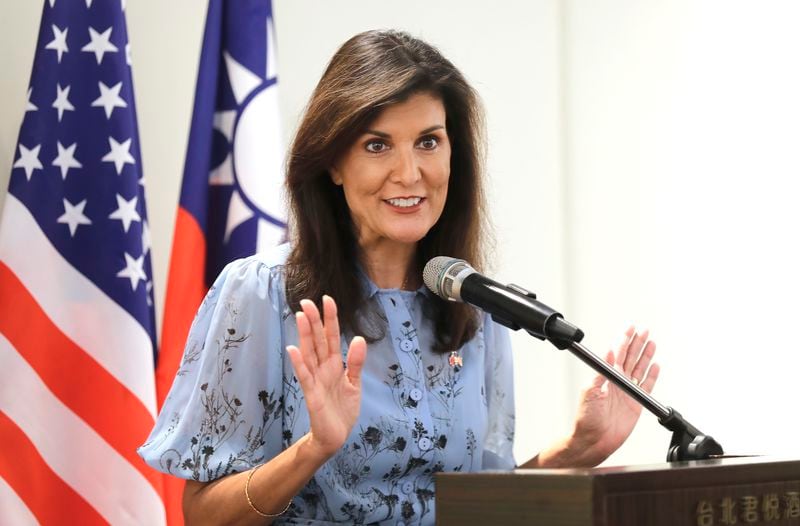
top-left (502, 310), bottom-right (724, 462)
top-left (562, 338), bottom-right (724, 462)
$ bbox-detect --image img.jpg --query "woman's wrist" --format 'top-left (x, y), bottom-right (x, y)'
top-left (539, 438), bottom-right (583, 469)
top-left (558, 428), bottom-right (613, 468)
top-left (522, 433), bottom-right (600, 469)
top-left (302, 432), bottom-right (341, 464)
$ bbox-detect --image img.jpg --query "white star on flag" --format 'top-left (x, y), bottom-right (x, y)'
top-left (102, 136), bottom-right (135, 174)
top-left (125, 43), bottom-right (132, 66)
top-left (86, 0), bottom-right (94, 6)
top-left (141, 220), bottom-right (151, 255)
top-left (52, 141), bottom-right (82, 179)
top-left (52, 83), bottom-right (75, 122)
top-left (13, 144), bottom-right (43, 181)
top-left (82, 26), bottom-right (118, 64)
top-left (108, 193), bottom-right (141, 232)
top-left (26, 88), bottom-right (38, 113)
top-left (92, 81), bottom-right (127, 119)
top-left (57, 198), bottom-right (92, 236)
top-left (45, 24), bottom-right (69, 63)
top-left (116, 252), bottom-right (146, 290)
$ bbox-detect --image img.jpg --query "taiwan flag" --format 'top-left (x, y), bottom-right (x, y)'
top-left (156, 1), bottom-right (286, 523)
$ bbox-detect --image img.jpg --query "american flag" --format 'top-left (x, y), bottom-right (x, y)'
top-left (0, 1), bottom-right (166, 524)
top-left (158, 2), bottom-right (285, 519)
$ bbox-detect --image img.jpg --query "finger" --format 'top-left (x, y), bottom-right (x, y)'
top-left (286, 345), bottom-right (315, 392)
top-left (630, 340), bottom-right (656, 383)
top-left (605, 349), bottom-right (615, 366)
top-left (622, 328), bottom-right (649, 374)
top-left (614, 326), bottom-right (636, 372)
top-left (590, 351), bottom-right (614, 389)
top-left (295, 311), bottom-right (319, 371)
top-left (322, 295), bottom-right (342, 361)
top-left (301, 299), bottom-right (328, 366)
top-left (640, 362), bottom-right (660, 393)
top-left (345, 336), bottom-right (367, 389)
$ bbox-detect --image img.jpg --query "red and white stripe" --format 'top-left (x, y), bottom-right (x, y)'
top-left (0, 194), bottom-right (166, 525)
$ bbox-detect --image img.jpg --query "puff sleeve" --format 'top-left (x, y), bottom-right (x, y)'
top-left (138, 254), bottom-right (289, 481)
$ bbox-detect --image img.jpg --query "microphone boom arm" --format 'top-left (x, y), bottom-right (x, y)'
top-left (485, 283), bottom-right (724, 461)
top-left (565, 340), bottom-right (723, 460)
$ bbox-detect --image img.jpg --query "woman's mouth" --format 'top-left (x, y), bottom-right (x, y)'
top-left (385, 197), bottom-right (423, 208)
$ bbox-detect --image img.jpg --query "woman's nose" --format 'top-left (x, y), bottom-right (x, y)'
top-left (390, 148), bottom-right (422, 186)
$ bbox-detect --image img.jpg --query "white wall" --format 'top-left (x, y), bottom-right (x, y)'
top-left (564, 0), bottom-right (800, 464)
top-left (2, 0), bottom-right (796, 469)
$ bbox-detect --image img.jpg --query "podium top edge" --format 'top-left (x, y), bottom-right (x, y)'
top-left (466, 455), bottom-right (800, 478)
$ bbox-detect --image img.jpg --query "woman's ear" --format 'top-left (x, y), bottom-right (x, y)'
top-left (329, 166), bottom-right (343, 186)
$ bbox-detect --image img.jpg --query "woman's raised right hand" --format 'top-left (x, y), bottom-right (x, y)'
top-left (286, 295), bottom-right (367, 459)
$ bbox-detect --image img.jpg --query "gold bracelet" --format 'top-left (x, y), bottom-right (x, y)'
top-left (244, 464), bottom-right (292, 518)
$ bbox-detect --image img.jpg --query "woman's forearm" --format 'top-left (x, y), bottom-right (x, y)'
top-left (518, 435), bottom-right (599, 469)
top-left (183, 433), bottom-right (332, 525)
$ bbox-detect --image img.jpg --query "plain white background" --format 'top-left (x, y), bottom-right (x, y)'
top-left (1, 0), bottom-right (798, 468)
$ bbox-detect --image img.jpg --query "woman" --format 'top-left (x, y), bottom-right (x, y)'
top-left (139, 30), bottom-right (659, 525)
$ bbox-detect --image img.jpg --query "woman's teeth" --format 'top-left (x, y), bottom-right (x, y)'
top-left (386, 197), bottom-right (422, 208)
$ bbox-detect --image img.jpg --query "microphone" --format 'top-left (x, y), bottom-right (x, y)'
top-left (423, 256), bottom-right (584, 349)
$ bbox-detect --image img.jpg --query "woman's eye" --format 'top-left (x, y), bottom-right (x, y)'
top-left (418, 136), bottom-right (439, 150)
top-left (365, 140), bottom-right (388, 153)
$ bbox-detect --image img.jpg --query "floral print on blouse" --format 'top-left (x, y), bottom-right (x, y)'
top-left (138, 244), bottom-right (515, 525)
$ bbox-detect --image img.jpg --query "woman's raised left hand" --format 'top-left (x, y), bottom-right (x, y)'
top-left (567, 326), bottom-right (660, 467)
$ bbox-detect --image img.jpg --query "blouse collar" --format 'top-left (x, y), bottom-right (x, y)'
top-left (356, 265), bottom-right (432, 299)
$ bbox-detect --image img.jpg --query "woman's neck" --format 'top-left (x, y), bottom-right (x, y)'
top-left (359, 240), bottom-right (418, 290)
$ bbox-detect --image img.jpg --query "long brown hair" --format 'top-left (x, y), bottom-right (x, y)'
top-left (285, 29), bottom-right (487, 352)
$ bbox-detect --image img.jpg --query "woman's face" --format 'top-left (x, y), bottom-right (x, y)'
top-left (330, 92), bottom-right (451, 249)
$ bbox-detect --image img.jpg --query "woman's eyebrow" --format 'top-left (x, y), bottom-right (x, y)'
top-left (364, 129), bottom-right (390, 138)
top-left (363, 124), bottom-right (445, 138)
top-left (419, 125), bottom-right (445, 135)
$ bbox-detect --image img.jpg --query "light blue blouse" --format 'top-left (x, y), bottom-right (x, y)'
top-left (139, 244), bottom-right (515, 525)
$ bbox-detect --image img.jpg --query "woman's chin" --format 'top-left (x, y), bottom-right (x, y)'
top-left (362, 233), bottom-right (426, 248)
top-left (388, 229), bottom-right (431, 245)
top-left (357, 223), bottom-right (435, 248)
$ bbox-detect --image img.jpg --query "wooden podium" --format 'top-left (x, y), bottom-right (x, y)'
top-left (436, 457), bottom-right (800, 525)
